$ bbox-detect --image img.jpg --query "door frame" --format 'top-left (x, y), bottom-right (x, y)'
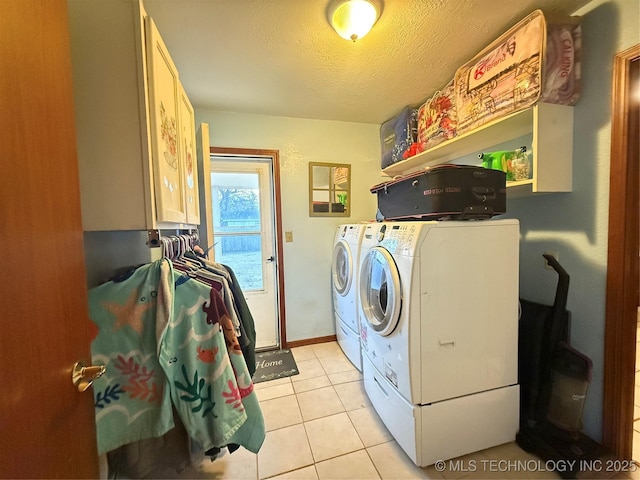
top-left (210, 147), bottom-right (287, 348)
top-left (602, 44), bottom-right (640, 460)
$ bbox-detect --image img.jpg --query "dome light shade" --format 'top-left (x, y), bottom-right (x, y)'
top-left (328, 0), bottom-right (381, 42)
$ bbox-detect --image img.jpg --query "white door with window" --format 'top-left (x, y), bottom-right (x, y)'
top-left (210, 158), bottom-right (279, 349)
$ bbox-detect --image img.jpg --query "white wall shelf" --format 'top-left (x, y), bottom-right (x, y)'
top-left (381, 102), bottom-right (573, 196)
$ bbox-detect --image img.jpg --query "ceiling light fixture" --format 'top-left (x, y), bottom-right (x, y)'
top-left (327, 0), bottom-right (382, 42)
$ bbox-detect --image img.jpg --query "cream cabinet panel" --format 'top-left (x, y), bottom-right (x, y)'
top-left (196, 123), bottom-right (213, 251)
top-left (68, 1), bottom-right (200, 231)
top-left (69, 0), bottom-right (154, 231)
top-left (178, 82), bottom-right (200, 225)
top-left (146, 16), bottom-right (187, 224)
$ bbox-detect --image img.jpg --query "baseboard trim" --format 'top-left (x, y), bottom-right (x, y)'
top-left (286, 335), bottom-right (337, 349)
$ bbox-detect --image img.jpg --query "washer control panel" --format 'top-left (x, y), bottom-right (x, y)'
top-left (378, 223), bottom-right (421, 255)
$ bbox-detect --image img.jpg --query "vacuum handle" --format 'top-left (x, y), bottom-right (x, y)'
top-left (542, 254), bottom-right (570, 313)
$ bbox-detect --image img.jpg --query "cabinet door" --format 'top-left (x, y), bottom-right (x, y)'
top-left (146, 17), bottom-right (187, 224)
top-left (178, 81), bottom-right (200, 225)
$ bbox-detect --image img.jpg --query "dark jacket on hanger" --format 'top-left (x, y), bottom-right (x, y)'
top-left (222, 264), bottom-right (258, 377)
top-left (182, 251), bottom-right (259, 376)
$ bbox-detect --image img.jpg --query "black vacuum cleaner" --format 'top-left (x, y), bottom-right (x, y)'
top-left (516, 254), bottom-right (609, 479)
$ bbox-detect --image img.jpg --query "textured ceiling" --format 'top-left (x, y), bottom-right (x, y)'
top-left (143, 0), bottom-right (589, 125)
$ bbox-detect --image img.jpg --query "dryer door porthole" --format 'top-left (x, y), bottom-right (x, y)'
top-left (332, 240), bottom-right (353, 296)
top-left (360, 247), bottom-right (401, 336)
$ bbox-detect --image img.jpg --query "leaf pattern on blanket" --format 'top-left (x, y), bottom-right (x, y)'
top-left (115, 355), bottom-right (161, 404)
top-left (95, 384), bottom-right (125, 409)
top-left (115, 355), bottom-right (155, 382)
top-left (175, 364), bottom-right (217, 418)
top-left (122, 378), bottom-right (161, 403)
top-left (222, 379), bottom-right (244, 411)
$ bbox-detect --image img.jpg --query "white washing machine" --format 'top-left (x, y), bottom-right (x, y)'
top-left (332, 224), bottom-right (366, 371)
top-left (358, 219), bottom-right (520, 466)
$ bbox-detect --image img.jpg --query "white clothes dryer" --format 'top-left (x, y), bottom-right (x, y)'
top-left (358, 219), bottom-right (520, 466)
top-left (332, 224), bottom-right (366, 370)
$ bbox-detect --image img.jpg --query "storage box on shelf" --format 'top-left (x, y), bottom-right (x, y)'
top-left (68, 0), bottom-right (202, 232)
top-left (380, 105), bottom-right (419, 169)
top-left (454, 10), bottom-right (581, 136)
top-left (381, 102), bottom-right (573, 198)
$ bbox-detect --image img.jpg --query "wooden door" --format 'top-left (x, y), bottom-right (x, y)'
top-left (0, 1), bottom-right (99, 477)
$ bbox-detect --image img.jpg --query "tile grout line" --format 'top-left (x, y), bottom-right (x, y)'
top-left (270, 345), bottom-right (386, 478)
top-left (341, 389), bottom-right (385, 480)
top-left (295, 347), bottom-right (371, 476)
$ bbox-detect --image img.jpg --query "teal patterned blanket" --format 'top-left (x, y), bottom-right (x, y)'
top-left (89, 259), bottom-right (265, 455)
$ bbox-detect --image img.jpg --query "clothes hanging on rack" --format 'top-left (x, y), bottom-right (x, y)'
top-left (106, 410), bottom-right (193, 478)
top-left (183, 250), bottom-right (258, 377)
top-left (89, 258), bottom-right (265, 457)
top-left (160, 232), bottom-right (257, 377)
top-left (217, 264), bottom-right (257, 377)
top-left (172, 256), bottom-right (243, 340)
top-left (160, 232), bottom-right (200, 260)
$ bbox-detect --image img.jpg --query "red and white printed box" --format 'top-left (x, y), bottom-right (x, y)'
top-left (454, 9), bottom-right (581, 135)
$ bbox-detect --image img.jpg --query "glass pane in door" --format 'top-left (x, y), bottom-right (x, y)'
top-left (211, 172), bottom-right (264, 291)
top-left (214, 234), bottom-right (263, 290)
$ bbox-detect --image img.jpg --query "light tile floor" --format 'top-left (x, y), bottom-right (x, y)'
top-left (191, 341), bottom-right (575, 480)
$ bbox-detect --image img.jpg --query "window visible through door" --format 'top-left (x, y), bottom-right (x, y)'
top-left (211, 170), bottom-right (264, 290)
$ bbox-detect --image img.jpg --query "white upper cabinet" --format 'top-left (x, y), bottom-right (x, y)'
top-left (178, 82), bottom-right (200, 225)
top-left (68, 0), bottom-right (200, 231)
top-left (146, 16), bottom-right (187, 224)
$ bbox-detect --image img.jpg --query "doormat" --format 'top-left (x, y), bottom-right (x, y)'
top-left (252, 349), bottom-right (299, 384)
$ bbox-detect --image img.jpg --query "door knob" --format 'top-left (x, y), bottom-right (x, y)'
top-left (72, 360), bottom-right (106, 392)
top-left (266, 256), bottom-right (275, 263)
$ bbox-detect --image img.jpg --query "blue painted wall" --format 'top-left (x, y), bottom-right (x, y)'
top-left (505, 0), bottom-right (640, 441)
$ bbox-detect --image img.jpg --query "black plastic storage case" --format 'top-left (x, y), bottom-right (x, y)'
top-left (371, 164), bottom-right (506, 221)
